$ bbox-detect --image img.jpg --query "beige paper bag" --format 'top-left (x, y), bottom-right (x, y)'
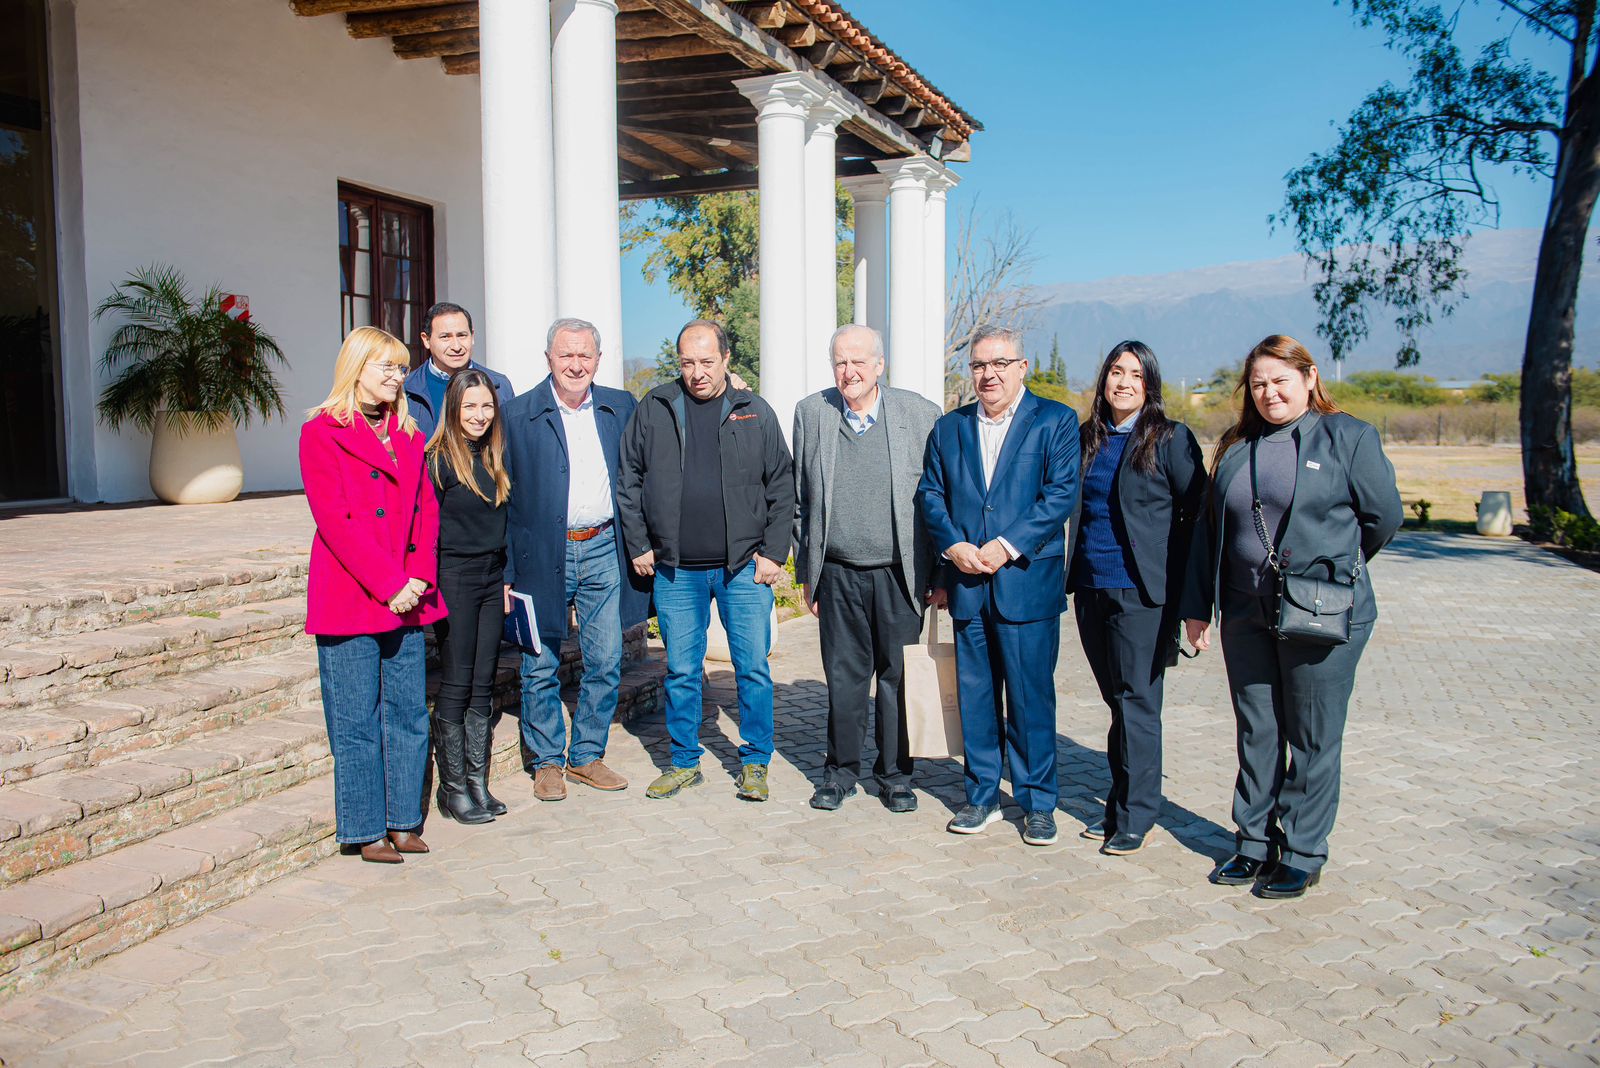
top-left (903, 608), bottom-right (963, 759)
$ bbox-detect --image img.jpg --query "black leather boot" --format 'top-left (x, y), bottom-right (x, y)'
top-left (464, 708), bottom-right (508, 816)
top-left (434, 719), bottom-right (493, 825)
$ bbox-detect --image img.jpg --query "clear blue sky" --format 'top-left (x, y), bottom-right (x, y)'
top-left (619, 0), bottom-right (1562, 361)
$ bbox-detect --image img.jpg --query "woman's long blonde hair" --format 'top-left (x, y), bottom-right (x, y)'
top-left (307, 326), bottom-right (419, 435)
top-left (426, 368), bottom-right (511, 506)
top-left (1211, 334), bottom-right (1341, 476)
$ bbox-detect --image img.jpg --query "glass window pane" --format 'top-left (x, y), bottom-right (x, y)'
top-left (381, 211), bottom-right (413, 257)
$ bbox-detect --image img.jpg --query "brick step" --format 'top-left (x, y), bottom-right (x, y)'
top-left (0, 554), bottom-right (308, 645)
top-left (0, 774), bottom-right (338, 1000)
top-left (0, 645), bottom-right (320, 787)
top-left (0, 697), bottom-right (331, 888)
top-left (0, 597), bottom-right (308, 709)
top-left (0, 657), bottom-right (663, 999)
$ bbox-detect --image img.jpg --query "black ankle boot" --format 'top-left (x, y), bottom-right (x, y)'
top-left (434, 718), bottom-right (493, 825)
top-left (463, 708), bottom-right (507, 816)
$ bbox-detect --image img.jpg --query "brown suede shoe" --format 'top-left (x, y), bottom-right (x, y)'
top-left (566, 760), bottom-right (628, 792)
top-left (534, 764), bottom-right (568, 801)
top-left (360, 839), bottom-right (403, 864)
top-left (388, 831), bottom-right (429, 854)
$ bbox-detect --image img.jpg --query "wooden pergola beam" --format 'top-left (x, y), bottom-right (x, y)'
top-left (440, 51), bottom-right (479, 75)
top-left (292, 0), bottom-right (458, 15)
top-left (614, 55), bottom-right (750, 84)
top-left (617, 130), bottom-right (694, 178)
top-left (393, 27), bottom-right (478, 59)
top-left (615, 12), bottom-right (689, 40)
top-left (619, 168), bottom-right (758, 200)
top-left (621, 120), bottom-right (754, 147)
top-left (617, 34), bottom-right (728, 62)
top-left (345, 2), bottom-right (475, 38)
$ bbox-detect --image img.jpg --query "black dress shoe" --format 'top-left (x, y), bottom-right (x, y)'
top-left (809, 781), bottom-right (856, 810)
top-left (1102, 831), bottom-right (1146, 855)
top-left (881, 785), bottom-right (917, 813)
top-left (1212, 853), bottom-right (1272, 885)
top-left (1022, 811), bottom-right (1059, 846)
top-left (1079, 819), bottom-right (1111, 841)
top-left (1256, 862), bottom-right (1321, 899)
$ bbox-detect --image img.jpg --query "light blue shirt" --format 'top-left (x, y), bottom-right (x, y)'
top-left (1112, 411), bottom-right (1140, 434)
top-left (842, 389), bottom-right (883, 436)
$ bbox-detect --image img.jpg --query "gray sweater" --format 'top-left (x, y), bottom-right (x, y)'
top-left (824, 415), bottom-right (897, 568)
top-left (1222, 416), bottom-right (1302, 594)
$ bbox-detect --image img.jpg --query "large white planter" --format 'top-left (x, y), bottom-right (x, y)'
top-left (149, 412), bottom-right (244, 505)
top-left (1477, 490), bottom-right (1514, 536)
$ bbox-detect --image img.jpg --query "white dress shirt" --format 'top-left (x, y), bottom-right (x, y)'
top-left (978, 391), bottom-right (1025, 488)
top-left (557, 390), bottom-right (614, 528)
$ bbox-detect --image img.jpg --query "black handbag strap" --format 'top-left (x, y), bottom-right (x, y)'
top-left (1249, 437), bottom-right (1363, 580)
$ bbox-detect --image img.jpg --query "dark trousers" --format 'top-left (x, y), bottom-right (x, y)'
top-left (1074, 587), bottom-right (1168, 836)
top-left (1220, 586), bottom-right (1371, 872)
top-left (434, 551), bottom-right (506, 725)
top-left (953, 607), bottom-right (1061, 813)
top-left (817, 560), bottom-right (922, 790)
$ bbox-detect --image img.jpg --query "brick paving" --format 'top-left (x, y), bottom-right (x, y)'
top-left (2, 529), bottom-right (1597, 1066)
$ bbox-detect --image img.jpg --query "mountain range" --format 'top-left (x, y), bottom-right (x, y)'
top-left (1025, 228), bottom-right (1600, 387)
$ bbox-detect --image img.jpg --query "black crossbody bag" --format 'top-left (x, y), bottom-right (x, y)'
top-left (1250, 439), bottom-right (1357, 646)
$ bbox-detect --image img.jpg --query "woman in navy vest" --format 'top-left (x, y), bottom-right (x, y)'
top-left (1067, 341), bottom-right (1205, 856)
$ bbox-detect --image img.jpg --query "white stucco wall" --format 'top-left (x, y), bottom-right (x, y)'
top-left (50, 0), bottom-right (486, 502)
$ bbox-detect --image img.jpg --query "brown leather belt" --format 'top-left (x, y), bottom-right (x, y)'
top-left (567, 520), bottom-right (613, 542)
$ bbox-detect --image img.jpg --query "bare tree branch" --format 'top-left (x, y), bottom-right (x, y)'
top-left (942, 200), bottom-right (1047, 405)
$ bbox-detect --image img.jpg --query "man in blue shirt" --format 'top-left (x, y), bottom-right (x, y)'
top-left (403, 302), bottom-right (515, 439)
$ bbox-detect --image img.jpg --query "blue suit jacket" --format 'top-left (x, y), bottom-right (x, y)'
top-left (918, 390), bottom-right (1082, 623)
top-left (501, 378), bottom-right (650, 648)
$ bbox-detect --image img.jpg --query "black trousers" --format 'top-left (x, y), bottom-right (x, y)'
top-left (1074, 587), bottom-right (1169, 836)
top-left (817, 560), bottom-right (923, 790)
top-left (1219, 586), bottom-right (1371, 873)
top-left (434, 551), bottom-right (506, 725)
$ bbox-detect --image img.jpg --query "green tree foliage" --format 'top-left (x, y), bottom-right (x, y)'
top-left (1344, 370), bottom-right (1446, 406)
top-left (621, 187), bottom-right (855, 385)
top-left (1276, 0), bottom-right (1594, 516)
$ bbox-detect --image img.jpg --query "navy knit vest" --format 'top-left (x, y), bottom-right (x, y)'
top-left (1071, 431), bottom-right (1135, 589)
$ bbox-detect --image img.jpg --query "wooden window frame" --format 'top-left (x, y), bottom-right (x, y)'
top-left (337, 182), bottom-right (436, 367)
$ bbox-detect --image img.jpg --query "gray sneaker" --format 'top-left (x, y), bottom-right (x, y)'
top-left (947, 804), bottom-right (1001, 834)
top-left (645, 765), bottom-right (703, 799)
top-left (1023, 811), bottom-right (1059, 846)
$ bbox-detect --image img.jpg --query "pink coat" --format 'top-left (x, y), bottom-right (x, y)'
top-left (299, 411), bottom-right (447, 636)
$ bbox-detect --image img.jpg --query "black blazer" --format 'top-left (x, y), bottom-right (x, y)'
top-left (1180, 410), bottom-right (1403, 625)
top-left (1068, 420), bottom-right (1206, 607)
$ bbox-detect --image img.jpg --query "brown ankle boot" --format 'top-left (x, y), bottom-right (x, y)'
top-left (360, 839), bottom-right (403, 864)
top-left (388, 830), bottom-right (429, 854)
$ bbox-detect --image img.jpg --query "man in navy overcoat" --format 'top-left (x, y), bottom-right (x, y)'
top-left (502, 318), bottom-right (651, 800)
top-left (918, 325), bottom-right (1081, 846)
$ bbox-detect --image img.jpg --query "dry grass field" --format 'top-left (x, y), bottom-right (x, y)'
top-left (1386, 443), bottom-right (1600, 523)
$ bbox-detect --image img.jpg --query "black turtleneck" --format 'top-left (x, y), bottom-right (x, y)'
top-left (432, 439), bottom-right (507, 559)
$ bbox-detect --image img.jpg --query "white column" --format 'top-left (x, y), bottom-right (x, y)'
top-left (737, 73), bottom-right (825, 442)
top-left (922, 167), bottom-right (957, 409)
top-left (840, 174), bottom-right (888, 341)
top-left (552, 0), bottom-right (624, 389)
top-left (803, 94), bottom-right (851, 394)
top-left (479, 0), bottom-right (556, 391)
top-left (875, 156), bottom-right (938, 399)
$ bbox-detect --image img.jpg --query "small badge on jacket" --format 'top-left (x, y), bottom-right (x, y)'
top-left (1305, 460), bottom-right (1321, 470)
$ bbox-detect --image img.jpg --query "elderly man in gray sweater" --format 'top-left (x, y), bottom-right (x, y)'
top-left (793, 324), bottom-right (943, 813)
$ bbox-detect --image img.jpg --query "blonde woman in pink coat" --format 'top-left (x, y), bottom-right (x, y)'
top-left (300, 327), bottom-right (446, 864)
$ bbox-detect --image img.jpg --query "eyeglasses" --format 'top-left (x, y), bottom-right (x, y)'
top-left (370, 362), bottom-right (408, 380)
top-left (969, 358), bottom-right (1022, 375)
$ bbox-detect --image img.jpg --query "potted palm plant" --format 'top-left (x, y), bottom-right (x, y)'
top-left (96, 265), bottom-right (288, 504)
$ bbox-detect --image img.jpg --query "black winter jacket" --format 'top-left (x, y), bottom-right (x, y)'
top-left (617, 380), bottom-right (796, 571)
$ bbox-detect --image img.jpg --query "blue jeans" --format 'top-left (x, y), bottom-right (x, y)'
top-left (518, 527), bottom-right (623, 769)
top-left (654, 560), bottom-right (774, 769)
top-left (315, 627), bottom-right (429, 844)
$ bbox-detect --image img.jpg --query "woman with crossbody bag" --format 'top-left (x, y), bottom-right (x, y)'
top-left (1180, 335), bottom-right (1402, 899)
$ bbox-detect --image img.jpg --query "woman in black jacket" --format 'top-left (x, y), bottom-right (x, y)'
top-left (1067, 341), bottom-right (1205, 856)
top-left (426, 369), bottom-right (512, 824)
top-left (1183, 335), bottom-right (1403, 899)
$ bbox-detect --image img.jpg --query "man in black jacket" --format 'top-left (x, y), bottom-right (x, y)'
top-left (618, 320), bottom-right (795, 802)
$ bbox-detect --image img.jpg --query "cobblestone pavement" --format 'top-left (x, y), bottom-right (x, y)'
top-left (4, 531), bottom-right (1598, 1066)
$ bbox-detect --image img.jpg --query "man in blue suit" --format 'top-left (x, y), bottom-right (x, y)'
top-left (502, 318), bottom-right (650, 801)
top-left (404, 302), bottom-right (515, 439)
top-left (918, 325), bottom-right (1081, 845)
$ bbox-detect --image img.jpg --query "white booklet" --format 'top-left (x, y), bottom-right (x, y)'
top-left (502, 590), bottom-right (542, 655)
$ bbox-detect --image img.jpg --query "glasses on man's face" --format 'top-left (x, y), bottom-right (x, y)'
top-left (969, 358), bottom-right (1022, 376)
top-left (370, 361), bottom-right (408, 380)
